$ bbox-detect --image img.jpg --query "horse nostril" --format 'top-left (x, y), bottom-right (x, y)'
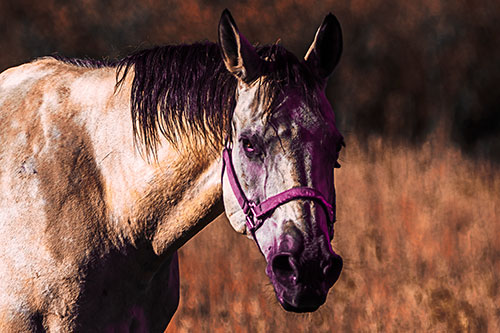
top-left (323, 255), bottom-right (343, 287)
top-left (272, 254), bottom-right (298, 286)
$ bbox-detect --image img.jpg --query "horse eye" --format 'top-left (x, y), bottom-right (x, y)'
top-left (242, 138), bottom-right (255, 153)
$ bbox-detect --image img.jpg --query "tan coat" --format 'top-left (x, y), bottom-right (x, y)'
top-left (0, 58), bottom-right (223, 332)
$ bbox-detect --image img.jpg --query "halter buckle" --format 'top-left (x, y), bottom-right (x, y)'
top-left (245, 202), bottom-right (259, 232)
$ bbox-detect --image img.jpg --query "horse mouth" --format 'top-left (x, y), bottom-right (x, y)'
top-left (277, 291), bottom-right (326, 313)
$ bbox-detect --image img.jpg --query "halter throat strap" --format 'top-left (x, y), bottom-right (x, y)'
top-left (222, 147), bottom-right (335, 236)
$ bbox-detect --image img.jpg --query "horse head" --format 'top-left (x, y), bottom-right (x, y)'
top-left (219, 9), bottom-right (344, 312)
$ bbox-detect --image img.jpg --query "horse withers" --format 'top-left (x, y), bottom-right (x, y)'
top-left (0, 9), bottom-right (344, 332)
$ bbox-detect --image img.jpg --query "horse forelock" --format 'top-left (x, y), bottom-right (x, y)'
top-left (252, 44), bottom-right (322, 119)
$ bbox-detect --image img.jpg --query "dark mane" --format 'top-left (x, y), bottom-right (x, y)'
top-left (50, 54), bottom-right (116, 68)
top-left (53, 42), bottom-right (321, 156)
top-left (116, 42), bottom-right (236, 156)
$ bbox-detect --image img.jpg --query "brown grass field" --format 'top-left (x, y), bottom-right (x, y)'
top-left (167, 133), bottom-right (500, 332)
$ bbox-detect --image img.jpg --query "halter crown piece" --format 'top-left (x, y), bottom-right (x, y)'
top-left (222, 144), bottom-right (336, 242)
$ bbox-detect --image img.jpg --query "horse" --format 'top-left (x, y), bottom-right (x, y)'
top-left (0, 9), bottom-right (344, 332)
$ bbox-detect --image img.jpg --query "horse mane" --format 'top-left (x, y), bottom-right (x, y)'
top-left (53, 42), bottom-right (321, 157)
top-left (115, 42), bottom-right (236, 157)
top-left (50, 54), bottom-right (116, 68)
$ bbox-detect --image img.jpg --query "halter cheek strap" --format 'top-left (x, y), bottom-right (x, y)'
top-left (222, 147), bottom-right (335, 238)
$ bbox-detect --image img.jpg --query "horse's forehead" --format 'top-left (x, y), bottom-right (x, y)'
top-left (236, 84), bottom-right (335, 134)
top-left (271, 91), bottom-right (337, 141)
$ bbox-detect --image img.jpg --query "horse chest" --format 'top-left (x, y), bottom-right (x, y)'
top-left (44, 251), bottom-right (179, 332)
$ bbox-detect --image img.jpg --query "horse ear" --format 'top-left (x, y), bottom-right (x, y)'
top-left (304, 13), bottom-right (343, 80)
top-left (218, 9), bottom-right (262, 84)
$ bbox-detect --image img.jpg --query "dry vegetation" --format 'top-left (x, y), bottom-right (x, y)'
top-left (167, 134), bottom-right (500, 332)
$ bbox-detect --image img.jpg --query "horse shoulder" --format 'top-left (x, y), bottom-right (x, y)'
top-left (0, 58), bottom-right (123, 330)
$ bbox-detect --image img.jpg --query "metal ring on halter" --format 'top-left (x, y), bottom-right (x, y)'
top-left (245, 201), bottom-right (260, 232)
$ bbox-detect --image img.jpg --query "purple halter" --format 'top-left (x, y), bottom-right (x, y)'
top-left (222, 146), bottom-right (335, 239)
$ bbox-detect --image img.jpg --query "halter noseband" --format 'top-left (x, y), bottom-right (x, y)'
top-left (222, 146), bottom-right (335, 240)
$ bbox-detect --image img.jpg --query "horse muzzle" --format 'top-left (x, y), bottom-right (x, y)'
top-left (265, 233), bottom-right (343, 313)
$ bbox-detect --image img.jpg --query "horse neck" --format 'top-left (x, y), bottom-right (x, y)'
top-left (92, 72), bottom-right (224, 258)
top-left (146, 148), bottom-right (225, 257)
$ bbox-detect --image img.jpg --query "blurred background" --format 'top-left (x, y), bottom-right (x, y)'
top-left (1, 0), bottom-right (499, 331)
